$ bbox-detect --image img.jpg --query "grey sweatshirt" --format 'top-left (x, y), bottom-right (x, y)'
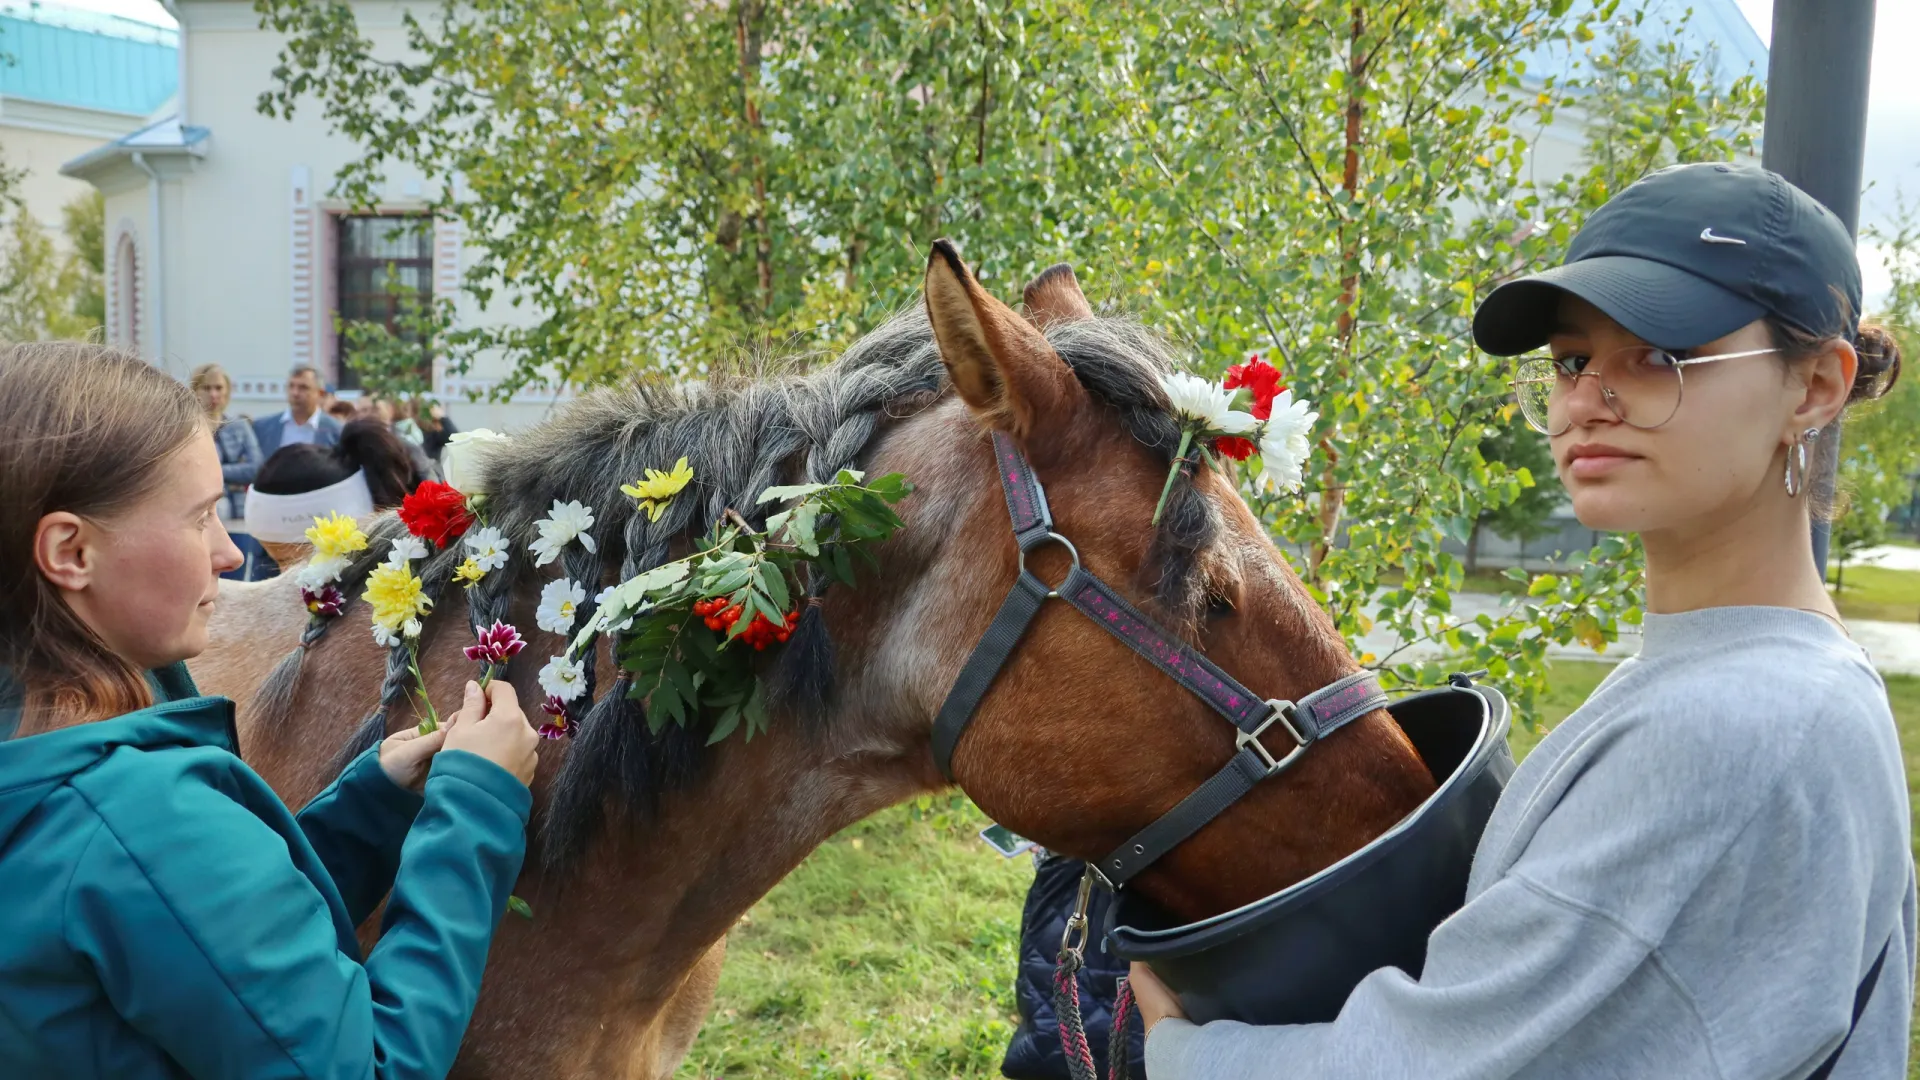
top-left (1146, 607), bottom-right (1917, 1079)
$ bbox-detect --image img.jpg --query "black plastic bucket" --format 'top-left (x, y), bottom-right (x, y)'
top-left (1105, 680), bottom-right (1515, 1026)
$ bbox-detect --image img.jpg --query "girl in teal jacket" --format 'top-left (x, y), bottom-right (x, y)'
top-left (0, 341), bottom-right (543, 1079)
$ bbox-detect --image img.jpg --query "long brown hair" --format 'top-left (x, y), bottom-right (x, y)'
top-left (0, 342), bottom-right (205, 731)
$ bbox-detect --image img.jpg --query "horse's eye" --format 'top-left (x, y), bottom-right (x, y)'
top-left (1205, 591), bottom-right (1237, 621)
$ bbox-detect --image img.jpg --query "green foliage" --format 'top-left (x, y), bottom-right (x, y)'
top-left (0, 192), bottom-right (107, 342)
top-left (1836, 199), bottom-right (1920, 579)
top-left (255, 0), bottom-right (1769, 719)
top-left (580, 470), bottom-right (913, 742)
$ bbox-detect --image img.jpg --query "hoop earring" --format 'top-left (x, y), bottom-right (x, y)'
top-left (1784, 426), bottom-right (1821, 498)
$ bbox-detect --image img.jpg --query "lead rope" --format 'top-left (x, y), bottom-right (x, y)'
top-left (1053, 867), bottom-right (1101, 1080)
top-left (1109, 974), bottom-right (1135, 1080)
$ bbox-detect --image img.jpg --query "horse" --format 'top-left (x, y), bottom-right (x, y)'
top-left (192, 242), bottom-right (1438, 1078)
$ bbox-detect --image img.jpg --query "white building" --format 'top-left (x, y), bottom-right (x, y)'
top-left (58, 0), bottom-right (551, 430)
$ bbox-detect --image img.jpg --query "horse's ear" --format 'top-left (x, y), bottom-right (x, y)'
top-left (1022, 263), bottom-right (1093, 329)
top-left (924, 239), bottom-right (1082, 435)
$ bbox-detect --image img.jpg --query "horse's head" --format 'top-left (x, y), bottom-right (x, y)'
top-left (842, 242), bottom-right (1432, 920)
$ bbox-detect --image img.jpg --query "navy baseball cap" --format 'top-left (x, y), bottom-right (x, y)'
top-left (1473, 162), bottom-right (1863, 357)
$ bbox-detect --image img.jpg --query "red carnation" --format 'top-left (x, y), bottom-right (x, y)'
top-left (1214, 436), bottom-right (1258, 461)
top-left (1223, 354), bottom-right (1285, 421)
top-left (399, 481), bottom-right (475, 546)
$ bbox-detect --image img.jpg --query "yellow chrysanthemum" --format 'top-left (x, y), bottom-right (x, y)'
top-left (453, 557), bottom-right (487, 589)
top-left (306, 512), bottom-right (369, 562)
top-left (363, 563), bottom-right (432, 631)
top-left (621, 457), bottom-right (695, 523)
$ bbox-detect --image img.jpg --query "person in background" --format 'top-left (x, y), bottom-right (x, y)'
top-left (418, 398), bottom-right (459, 461)
top-left (326, 399), bottom-right (358, 424)
top-left (188, 364), bottom-right (267, 582)
top-left (390, 397), bottom-right (426, 446)
top-left (252, 365), bottom-right (342, 456)
top-left (245, 418), bottom-right (427, 574)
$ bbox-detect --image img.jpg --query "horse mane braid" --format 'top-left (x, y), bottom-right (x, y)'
top-left (279, 305), bottom-right (1203, 874)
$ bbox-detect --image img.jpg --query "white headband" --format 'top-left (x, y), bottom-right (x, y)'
top-left (244, 470), bottom-right (375, 543)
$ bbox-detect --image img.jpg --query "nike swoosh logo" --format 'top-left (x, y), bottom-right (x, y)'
top-left (1700, 228), bottom-right (1747, 245)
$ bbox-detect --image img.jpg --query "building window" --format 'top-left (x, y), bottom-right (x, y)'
top-left (334, 214), bottom-right (434, 391)
top-left (112, 233), bottom-right (139, 354)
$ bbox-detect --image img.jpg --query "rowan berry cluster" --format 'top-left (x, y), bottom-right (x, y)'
top-left (692, 597), bottom-right (802, 650)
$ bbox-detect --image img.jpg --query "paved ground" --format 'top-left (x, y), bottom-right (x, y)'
top-left (1356, 589), bottom-right (1920, 677)
top-left (1851, 544), bottom-right (1920, 573)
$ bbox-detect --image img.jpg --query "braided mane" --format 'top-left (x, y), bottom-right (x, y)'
top-left (255, 306), bottom-right (1216, 871)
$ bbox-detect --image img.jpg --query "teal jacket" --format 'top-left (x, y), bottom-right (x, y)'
top-left (0, 665), bottom-right (531, 1079)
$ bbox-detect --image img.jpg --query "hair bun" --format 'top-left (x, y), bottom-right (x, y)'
top-left (1850, 320), bottom-right (1903, 403)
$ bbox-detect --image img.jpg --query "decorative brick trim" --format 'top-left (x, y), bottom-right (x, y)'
top-left (290, 165), bottom-right (316, 369)
top-left (432, 213), bottom-right (461, 393)
top-left (108, 219), bottom-right (141, 355)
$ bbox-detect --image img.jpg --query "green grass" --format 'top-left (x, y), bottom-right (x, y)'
top-left (678, 663), bottom-right (1920, 1078)
top-left (1829, 563), bottom-right (1920, 623)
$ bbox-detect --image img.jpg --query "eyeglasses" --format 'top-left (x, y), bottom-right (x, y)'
top-left (1511, 345), bottom-right (1780, 436)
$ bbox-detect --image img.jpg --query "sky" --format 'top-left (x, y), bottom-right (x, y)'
top-left (54, 0), bottom-right (1920, 303)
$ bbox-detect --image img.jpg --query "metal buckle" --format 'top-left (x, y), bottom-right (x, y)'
top-left (1237, 698), bottom-right (1309, 775)
top-left (1018, 531), bottom-right (1082, 599)
top-left (1057, 865), bottom-right (1099, 962)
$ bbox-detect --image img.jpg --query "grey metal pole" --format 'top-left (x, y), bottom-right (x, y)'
top-left (1761, 0), bottom-right (1877, 579)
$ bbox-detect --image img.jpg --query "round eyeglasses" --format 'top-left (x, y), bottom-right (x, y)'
top-left (1511, 345), bottom-right (1780, 436)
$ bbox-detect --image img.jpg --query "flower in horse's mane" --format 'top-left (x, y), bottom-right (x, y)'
top-left (1257, 390), bottom-right (1319, 495)
top-left (305, 512), bottom-right (369, 563)
top-left (464, 620), bottom-right (527, 666)
top-left (399, 480), bottom-right (476, 546)
top-left (300, 585), bottom-right (345, 617)
top-left (1158, 372), bottom-right (1258, 435)
top-left (538, 654), bottom-right (586, 702)
top-left (535, 578), bottom-right (587, 635)
top-left (1223, 354), bottom-right (1285, 421)
top-left (384, 535), bottom-right (429, 569)
top-left (453, 558), bottom-right (486, 589)
top-left (365, 562), bottom-right (432, 641)
top-left (464, 526), bottom-right (510, 573)
top-left (536, 695), bottom-right (575, 739)
top-left (1214, 436), bottom-right (1257, 461)
top-left (528, 500), bottom-right (597, 567)
top-left (440, 428), bottom-right (511, 496)
top-left (296, 512), bottom-right (369, 590)
top-left (621, 457), bottom-right (695, 523)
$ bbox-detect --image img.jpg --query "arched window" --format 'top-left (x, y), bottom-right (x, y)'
top-left (112, 232), bottom-right (140, 354)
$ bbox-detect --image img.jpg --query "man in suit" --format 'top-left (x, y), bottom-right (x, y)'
top-left (253, 364), bottom-right (343, 456)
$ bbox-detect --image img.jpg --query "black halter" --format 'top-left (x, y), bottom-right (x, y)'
top-left (933, 432), bottom-right (1388, 889)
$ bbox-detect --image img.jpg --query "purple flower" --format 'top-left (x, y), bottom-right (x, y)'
top-left (301, 585), bottom-right (345, 617)
top-left (464, 620), bottom-right (527, 665)
top-left (537, 695), bottom-right (575, 739)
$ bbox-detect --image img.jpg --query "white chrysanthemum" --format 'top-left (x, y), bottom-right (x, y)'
top-left (1160, 372), bottom-right (1258, 434)
top-left (441, 428), bottom-right (511, 495)
top-left (536, 578), bottom-right (587, 635)
top-left (296, 554), bottom-right (350, 589)
top-left (528, 499), bottom-right (598, 567)
top-left (464, 526), bottom-right (510, 573)
top-left (539, 654), bottom-right (586, 702)
top-left (1257, 390), bottom-right (1319, 494)
top-left (384, 535), bottom-right (428, 568)
top-left (402, 617), bottom-right (423, 640)
top-left (372, 623), bottom-right (399, 648)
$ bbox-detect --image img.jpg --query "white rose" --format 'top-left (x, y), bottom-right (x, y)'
top-left (441, 428), bottom-right (511, 496)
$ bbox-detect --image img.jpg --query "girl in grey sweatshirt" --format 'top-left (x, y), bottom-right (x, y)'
top-left (1135, 163), bottom-right (1917, 1078)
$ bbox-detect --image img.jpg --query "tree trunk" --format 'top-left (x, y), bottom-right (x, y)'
top-left (1466, 516), bottom-right (1483, 576)
top-left (735, 1), bottom-right (772, 316)
top-left (1309, 2), bottom-right (1367, 578)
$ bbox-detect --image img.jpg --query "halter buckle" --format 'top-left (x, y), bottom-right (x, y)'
top-left (1238, 699), bottom-right (1309, 775)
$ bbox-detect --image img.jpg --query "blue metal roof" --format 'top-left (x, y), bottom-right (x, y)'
top-left (0, 4), bottom-right (177, 117)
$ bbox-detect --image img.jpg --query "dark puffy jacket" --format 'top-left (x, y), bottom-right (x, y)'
top-left (1002, 853), bottom-right (1145, 1079)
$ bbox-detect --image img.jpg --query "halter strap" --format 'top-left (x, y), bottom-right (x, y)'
top-left (932, 432), bottom-right (1386, 888)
